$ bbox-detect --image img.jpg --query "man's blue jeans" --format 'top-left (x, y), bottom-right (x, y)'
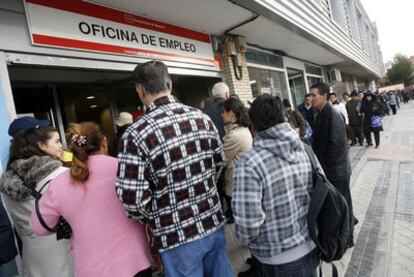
top-left (160, 228), bottom-right (233, 277)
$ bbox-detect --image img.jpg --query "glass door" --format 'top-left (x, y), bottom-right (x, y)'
top-left (56, 84), bottom-right (115, 142)
top-left (287, 68), bottom-right (306, 108)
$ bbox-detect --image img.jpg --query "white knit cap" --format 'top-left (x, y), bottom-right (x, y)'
top-left (115, 112), bottom-right (133, 127)
top-left (212, 82), bottom-right (229, 98)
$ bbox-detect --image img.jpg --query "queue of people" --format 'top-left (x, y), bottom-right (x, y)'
top-left (1, 59), bottom-right (403, 276)
top-left (297, 87), bottom-right (412, 151)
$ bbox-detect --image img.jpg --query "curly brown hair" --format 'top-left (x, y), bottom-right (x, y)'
top-left (66, 122), bottom-right (105, 182)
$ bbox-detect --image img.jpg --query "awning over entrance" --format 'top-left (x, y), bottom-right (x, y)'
top-left (92, 0), bottom-right (382, 78)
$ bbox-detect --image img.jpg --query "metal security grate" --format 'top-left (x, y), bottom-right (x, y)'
top-left (305, 63), bottom-right (323, 76)
top-left (246, 49), bottom-right (284, 68)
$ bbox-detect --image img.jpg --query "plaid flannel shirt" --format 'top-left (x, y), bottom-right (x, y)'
top-left (116, 95), bottom-right (226, 251)
top-left (232, 123), bottom-right (316, 261)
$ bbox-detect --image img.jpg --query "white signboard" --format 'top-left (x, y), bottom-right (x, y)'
top-left (24, 0), bottom-right (217, 67)
top-left (378, 83), bottom-right (405, 93)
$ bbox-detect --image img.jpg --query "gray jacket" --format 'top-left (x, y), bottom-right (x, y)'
top-left (232, 123), bottom-right (318, 264)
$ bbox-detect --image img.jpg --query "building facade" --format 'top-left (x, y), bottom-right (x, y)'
top-left (0, 0), bottom-right (383, 180)
top-left (0, 0), bottom-right (385, 273)
top-left (220, 0), bottom-right (384, 104)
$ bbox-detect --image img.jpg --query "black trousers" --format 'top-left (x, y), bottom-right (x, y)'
top-left (329, 176), bottom-right (355, 242)
top-left (349, 124), bottom-right (364, 145)
top-left (224, 195), bottom-right (233, 218)
top-left (364, 130), bottom-right (380, 147)
top-left (217, 171), bottom-right (226, 208)
top-left (134, 267), bottom-right (152, 277)
top-left (390, 104), bottom-right (397, 115)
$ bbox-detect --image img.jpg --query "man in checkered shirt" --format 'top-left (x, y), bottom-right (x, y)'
top-left (116, 61), bottom-right (233, 277)
top-left (232, 94), bottom-right (320, 276)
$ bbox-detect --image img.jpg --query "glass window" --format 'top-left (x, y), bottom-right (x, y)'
top-left (307, 76), bottom-right (323, 87)
top-left (329, 0), bottom-right (347, 30)
top-left (248, 67), bottom-right (289, 100)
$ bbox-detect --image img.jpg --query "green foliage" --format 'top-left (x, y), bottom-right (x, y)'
top-left (387, 54), bottom-right (414, 86)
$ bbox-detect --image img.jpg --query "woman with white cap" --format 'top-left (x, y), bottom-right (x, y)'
top-left (110, 112), bottom-right (133, 157)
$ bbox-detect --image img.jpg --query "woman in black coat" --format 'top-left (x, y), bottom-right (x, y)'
top-left (0, 201), bottom-right (17, 266)
top-left (360, 92), bottom-right (384, 148)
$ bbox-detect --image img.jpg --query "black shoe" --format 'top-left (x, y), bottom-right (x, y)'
top-left (350, 142), bottom-right (357, 146)
top-left (238, 265), bottom-right (255, 277)
top-left (347, 239), bottom-right (355, 249)
top-left (359, 142), bottom-right (364, 146)
top-left (354, 217), bottom-right (359, 226)
top-left (226, 216), bottom-right (234, 224)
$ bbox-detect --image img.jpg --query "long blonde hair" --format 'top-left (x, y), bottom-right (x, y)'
top-left (66, 122), bottom-right (104, 182)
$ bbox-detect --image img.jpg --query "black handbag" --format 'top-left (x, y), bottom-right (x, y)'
top-left (24, 180), bottom-right (72, 240)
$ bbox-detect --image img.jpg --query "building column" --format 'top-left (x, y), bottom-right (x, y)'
top-left (221, 36), bottom-right (253, 103)
top-left (0, 52), bottom-right (16, 169)
top-left (352, 76), bottom-right (358, 91)
top-left (0, 51), bottom-right (19, 277)
top-left (370, 80), bottom-right (378, 91)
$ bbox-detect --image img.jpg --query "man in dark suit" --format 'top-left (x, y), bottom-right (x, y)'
top-left (310, 82), bottom-right (355, 245)
top-left (202, 82), bottom-right (229, 141)
top-left (297, 93), bottom-right (316, 130)
top-left (202, 82), bottom-right (230, 210)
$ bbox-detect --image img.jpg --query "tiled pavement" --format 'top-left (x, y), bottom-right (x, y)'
top-left (391, 162), bottom-right (414, 277)
top-left (226, 102), bottom-right (414, 277)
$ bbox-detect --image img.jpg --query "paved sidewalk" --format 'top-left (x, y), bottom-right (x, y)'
top-left (226, 102), bottom-right (414, 277)
top-left (344, 102), bottom-right (414, 277)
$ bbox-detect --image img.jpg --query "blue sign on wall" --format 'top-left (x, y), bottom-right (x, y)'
top-left (0, 82), bottom-right (11, 171)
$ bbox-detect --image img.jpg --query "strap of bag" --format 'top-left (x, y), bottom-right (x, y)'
top-left (20, 182), bottom-right (42, 200)
top-left (34, 200), bottom-right (56, 232)
top-left (318, 261), bottom-right (339, 277)
top-left (303, 144), bottom-right (330, 184)
top-left (20, 179), bottom-right (56, 233)
top-left (34, 180), bottom-right (57, 233)
top-left (332, 264), bottom-right (338, 277)
top-left (303, 144), bottom-right (317, 172)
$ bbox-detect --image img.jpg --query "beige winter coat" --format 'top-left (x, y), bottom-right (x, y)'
top-left (223, 124), bottom-right (253, 196)
top-left (0, 156), bottom-right (73, 277)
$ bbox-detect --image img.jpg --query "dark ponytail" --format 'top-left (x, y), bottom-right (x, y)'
top-left (66, 122), bottom-right (104, 182)
top-left (223, 98), bottom-right (251, 128)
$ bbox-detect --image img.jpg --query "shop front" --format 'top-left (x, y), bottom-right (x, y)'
top-left (7, 65), bottom-right (220, 147)
top-left (0, 0), bottom-right (222, 163)
top-left (245, 47), bottom-right (325, 108)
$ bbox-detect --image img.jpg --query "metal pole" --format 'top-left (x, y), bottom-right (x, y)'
top-left (107, 85), bottom-right (118, 133)
top-left (50, 84), bottom-right (67, 148)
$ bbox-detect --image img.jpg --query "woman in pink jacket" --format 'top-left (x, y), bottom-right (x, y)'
top-left (30, 122), bottom-right (152, 277)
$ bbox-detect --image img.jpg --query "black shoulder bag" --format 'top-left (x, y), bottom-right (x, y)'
top-left (303, 144), bottom-right (352, 277)
top-left (24, 180), bottom-right (72, 240)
